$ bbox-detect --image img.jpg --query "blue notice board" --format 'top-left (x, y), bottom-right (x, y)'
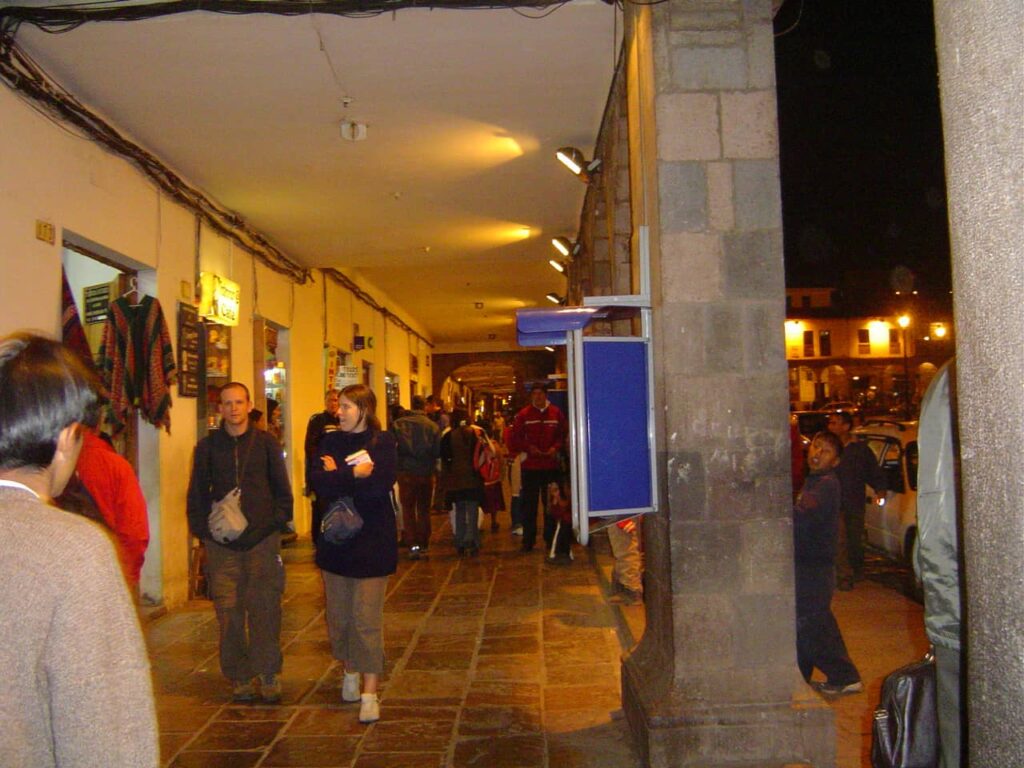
top-left (583, 339), bottom-right (653, 512)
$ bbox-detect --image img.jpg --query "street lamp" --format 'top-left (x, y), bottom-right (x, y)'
top-left (897, 314), bottom-right (911, 419)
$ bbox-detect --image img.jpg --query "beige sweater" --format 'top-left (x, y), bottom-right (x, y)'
top-left (0, 486), bottom-right (159, 767)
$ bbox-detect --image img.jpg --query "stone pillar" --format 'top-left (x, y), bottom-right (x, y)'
top-left (933, 2), bottom-right (1024, 765)
top-left (620, 1), bottom-right (833, 765)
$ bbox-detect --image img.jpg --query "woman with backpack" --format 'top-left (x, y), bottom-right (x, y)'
top-left (440, 409), bottom-right (484, 556)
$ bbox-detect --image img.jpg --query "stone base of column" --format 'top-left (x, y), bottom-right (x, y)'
top-left (622, 656), bottom-right (836, 767)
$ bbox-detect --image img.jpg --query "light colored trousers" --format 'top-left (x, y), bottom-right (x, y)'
top-left (607, 523), bottom-right (643, 593)
top-left (322, 571), bottom-right (389, 674)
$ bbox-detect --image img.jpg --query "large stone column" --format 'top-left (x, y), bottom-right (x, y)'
top-left (933, 2), bottom-right (1024, 765)
top-left (620, 1), bottom-right (833, 765)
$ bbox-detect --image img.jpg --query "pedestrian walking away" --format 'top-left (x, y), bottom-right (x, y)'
top-left (187, 381), bottom-right (294, 704)
top-left (390, 394), bottom-right (441, 560)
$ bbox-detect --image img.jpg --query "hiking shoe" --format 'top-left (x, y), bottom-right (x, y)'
top-left (813, 680), bottom-right (863, 697)
top-left (511, 526), bottom-right (524, 536)
top-left (359, 693), bottom-right (380, 723)
top-left (342, 671), bottom-right (361, 702)
top-left (232, 679), bottom-right (256, 703)
top-left (259, 674), bottom-right (282, 703)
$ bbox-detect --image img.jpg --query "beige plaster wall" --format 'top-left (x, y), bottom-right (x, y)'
top-left (0, 84), bottom-right (431, 607)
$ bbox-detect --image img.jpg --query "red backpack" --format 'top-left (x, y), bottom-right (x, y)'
top-left (473, 434), bottom-right (502, 485)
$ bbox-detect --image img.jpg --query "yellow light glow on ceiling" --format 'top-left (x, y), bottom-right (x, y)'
top-left (456, 222), bottom-right (536, 247)
top-left (430, 120), bottom-right (538, 169)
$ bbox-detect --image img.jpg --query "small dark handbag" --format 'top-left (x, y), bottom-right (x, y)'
top-left (871, 651), bottom-right (939, 768)
top-left (320, 496), bottom-right (363, 544)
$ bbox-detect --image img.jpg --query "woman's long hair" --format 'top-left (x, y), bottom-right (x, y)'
top-left (341, 384), bottom-right (381, 436)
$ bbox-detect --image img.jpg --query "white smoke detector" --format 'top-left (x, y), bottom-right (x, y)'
top-left (340, 120), bottom-right (367, 141)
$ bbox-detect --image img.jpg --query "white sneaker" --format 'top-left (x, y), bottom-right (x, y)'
top-left (359, 692), bottom-right (380, 723)
top-left (341, 671), bottom-right (361, 702)
top-left (511, 526), bottom-right (524, 536)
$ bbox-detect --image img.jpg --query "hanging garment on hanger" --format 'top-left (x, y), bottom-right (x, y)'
top-left (60, 269), bottom-right (95, 371)
top-left (99, 294), bottom-right (177, 434)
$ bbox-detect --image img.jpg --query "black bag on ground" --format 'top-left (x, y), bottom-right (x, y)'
top-left (871, 651), bottom-right (939, 768)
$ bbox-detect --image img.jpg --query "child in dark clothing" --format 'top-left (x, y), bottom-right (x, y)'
top-left (793, 431), bottom-right (863, 697)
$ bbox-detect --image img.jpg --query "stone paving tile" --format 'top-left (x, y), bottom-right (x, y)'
top-left (464, 680), bottom-right (542, 708)
top-left (457, 705), bottom-right (542, 737)
top-left (548, 723), bottom-right (642, 766)
top-left (384, 669), bottom-right (469, 705)
top-left (405, 649), bottom-right (475, 671)
top-left (410, 634), bottom-right (477, 653)
top-left (478, 635), bottom-right (540, 655)
top-left (352, 753), bottom-right (445, 768)
top-left (285, 708), bottom-right (366, 735)
top-left (452, 734), bottom-right (545, 768)
top-left (360, 718), bottom-right (455, 751)
top-left (216, 705), bottom-right (293, 722)
top-left (545, 662), bottom-right (620, 686)
top-left (481, 621), bottom-right (538, 638)
top-left (544, 683), bottom-right (621, 712)
top-left (261, 735), bottom-right (361, 766)
top-left (472, 653), bottom-right (543, 682)
top-left (170, 751), bottom-right (263, 768)
top-left (186, 720), bottom-right (282, 751)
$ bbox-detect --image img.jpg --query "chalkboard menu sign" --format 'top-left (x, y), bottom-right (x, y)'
top-left (178, 302), bottom-right (200, 398)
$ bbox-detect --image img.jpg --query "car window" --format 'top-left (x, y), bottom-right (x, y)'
top-left (862, 435), bottom-right (905, 494)
top-left (905, 441), bottom-right (919, 491)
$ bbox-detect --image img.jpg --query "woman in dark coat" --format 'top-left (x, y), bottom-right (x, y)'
top-left (309, 384), bottom-right (397, 724)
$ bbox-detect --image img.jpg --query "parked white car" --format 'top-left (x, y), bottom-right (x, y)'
top-left (853, 420), bottom-right (920, 564)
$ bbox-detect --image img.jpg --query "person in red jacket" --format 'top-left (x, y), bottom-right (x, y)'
top-left (510, 382), bottom-right (567, 552)
top-left (75, 418), bottom-right (149, 593)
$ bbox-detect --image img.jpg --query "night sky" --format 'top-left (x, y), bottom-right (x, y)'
top-left (773, 1), bottom-right (951, 305)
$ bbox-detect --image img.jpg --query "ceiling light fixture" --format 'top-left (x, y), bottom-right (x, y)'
top-left (545, 292), bottom-right (566, 305)
top-left (551, 236), bottom-right (580, 259)
top-left (340, 119), bottom-right (368, 141)
top-left (555, 146), bottom-right (601, 182)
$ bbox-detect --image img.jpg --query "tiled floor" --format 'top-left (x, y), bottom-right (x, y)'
top-left (151, 515), bottom-right (642, 768)
top-left (148, 518), bottom-right (927, 767)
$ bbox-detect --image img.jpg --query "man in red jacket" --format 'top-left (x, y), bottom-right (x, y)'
top-left (510, 383), bottom-right (567, 552)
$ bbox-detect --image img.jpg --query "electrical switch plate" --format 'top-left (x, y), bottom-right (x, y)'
top-left (35, 220), bottom-right (55, 244)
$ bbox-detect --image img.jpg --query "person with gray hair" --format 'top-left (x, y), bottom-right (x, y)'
top-left (0, 332), bottom-right (158, 767)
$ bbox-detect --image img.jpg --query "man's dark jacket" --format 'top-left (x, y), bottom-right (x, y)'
top-left (187, 427), bottom-right (293, 550)
top-left (390, 410), bottom-right (441, 476)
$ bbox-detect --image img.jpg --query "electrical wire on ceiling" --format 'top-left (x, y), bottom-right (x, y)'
top-left (323, 269), bottom-right (434, 348)
top-left (0, 31), bottom-right (310, 284)
top-left (0, 0), bottom-right (613, 36)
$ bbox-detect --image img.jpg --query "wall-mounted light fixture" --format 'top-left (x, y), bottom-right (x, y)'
top-left (545, 292), bottom-right (566, 305)
top-left (549, 259), bottom-right (567, 274)
top-left (555, 146), bottom-right (601, 182)
top-left (551, 236), bottom-right (580, 259)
